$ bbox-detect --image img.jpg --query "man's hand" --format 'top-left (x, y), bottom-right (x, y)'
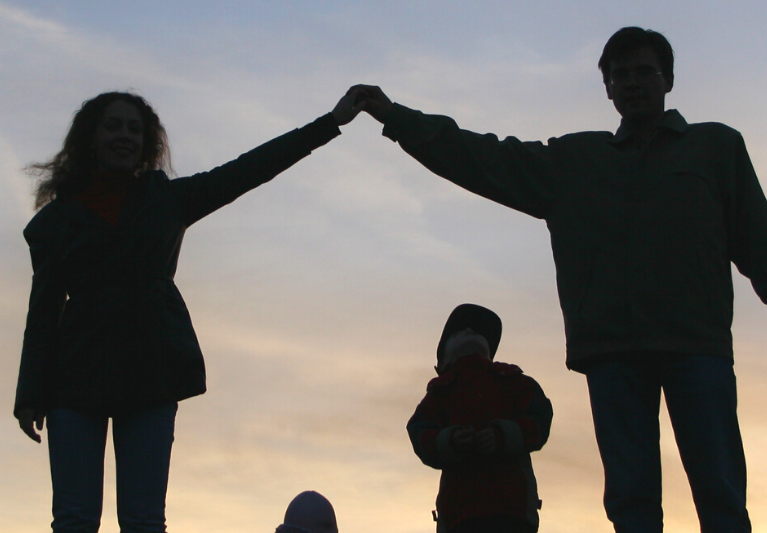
top-left (450, 426), bottom-right (476, 454)
top-left (346, 85), bottom-right (393, 124)
top-left (18, 408), bottom-right (45, 443)
top-left (331, 86), bottom-right (367, 126)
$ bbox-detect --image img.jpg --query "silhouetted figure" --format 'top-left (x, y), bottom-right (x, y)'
top-left (276, 491), bottom-right (338, 533)
top-left (356, 26), bottom-right (762, 533)
top-left (14, 89), bottom-right (365, 533)
top-left (408, 304), bottom-right (552, 533)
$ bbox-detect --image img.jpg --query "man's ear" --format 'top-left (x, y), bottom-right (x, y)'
top-left (664, 74), bottom-right (674, 94)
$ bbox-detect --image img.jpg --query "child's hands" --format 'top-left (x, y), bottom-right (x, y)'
top-left (475, 428), bottom-right (498, 455)
top-left (450, 426), bottom-right (500, 456)
top-left (450, 426), bottom-right (476, 454)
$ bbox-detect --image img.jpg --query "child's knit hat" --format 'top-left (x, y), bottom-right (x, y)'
top-left (436, 303), bottom-right (502, 368)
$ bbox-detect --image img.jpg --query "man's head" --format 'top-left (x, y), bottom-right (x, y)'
top-left (279, 491), bottom-right (338, 533)
top-left (436, 304), bottom-right (502, 374)
top-left (599, 27), bottom-right (674, 125)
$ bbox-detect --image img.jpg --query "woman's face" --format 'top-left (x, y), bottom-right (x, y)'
top-left (92, 100), bottom-right (144, 174)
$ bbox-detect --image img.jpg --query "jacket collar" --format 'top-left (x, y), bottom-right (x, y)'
top-left (610, 109), bottom-right (688, 144)
top-left (58, 172), bottom-right (150, 229)
top-left (428, 356), bottom-right (522, 390)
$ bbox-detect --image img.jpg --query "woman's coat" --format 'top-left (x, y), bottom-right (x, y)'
top-left (15, 114), bottom-right (340, 417)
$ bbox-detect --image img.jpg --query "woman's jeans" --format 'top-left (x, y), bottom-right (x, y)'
top-left (47, 403), bottom-right (177, 533)
top-left (585, 353), bottom-right (750, 533)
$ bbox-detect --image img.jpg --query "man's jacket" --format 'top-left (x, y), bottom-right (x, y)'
top-left (384, 105), bottom-right (767, 370)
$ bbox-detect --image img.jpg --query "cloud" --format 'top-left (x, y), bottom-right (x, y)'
top-left (0, 3), bottom-right (66, 35)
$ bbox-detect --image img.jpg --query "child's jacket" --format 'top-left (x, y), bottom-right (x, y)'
top-left (407, 355), bottom-right (553, 531)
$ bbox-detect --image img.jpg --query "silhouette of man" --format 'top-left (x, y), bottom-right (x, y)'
top-left (355, 26), bottom-right (762, 533)
top-left (276, 491), bottom-right (338, 533)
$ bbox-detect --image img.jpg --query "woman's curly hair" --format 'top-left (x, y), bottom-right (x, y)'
top-left (29, 91), bottom-right (172, 210)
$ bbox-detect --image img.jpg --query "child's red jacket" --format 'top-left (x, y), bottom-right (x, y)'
top-left (407, 355), bottom-right (553, 531)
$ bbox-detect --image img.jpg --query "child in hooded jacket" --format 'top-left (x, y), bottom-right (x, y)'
top-left (407, 304), bottom-right (553, 533)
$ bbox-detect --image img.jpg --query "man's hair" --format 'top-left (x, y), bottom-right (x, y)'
top-left (598, 27), bottom-right (674, 86)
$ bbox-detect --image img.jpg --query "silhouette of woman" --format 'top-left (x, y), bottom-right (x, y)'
top-left (14, 89), bottom-right (364, 532)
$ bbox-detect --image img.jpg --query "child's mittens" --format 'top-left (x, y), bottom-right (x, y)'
top-left (474, 427), bottom-right (499, 455)
top-left (449, 425), bottom-right (476, 455)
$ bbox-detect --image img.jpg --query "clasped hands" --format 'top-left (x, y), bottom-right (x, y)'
top-left (330, 85), bottom-right (393, 126)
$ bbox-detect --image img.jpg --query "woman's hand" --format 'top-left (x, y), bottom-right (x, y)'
top-left (18, 408), bottom-right (45, 443)
top-left (331, 86), bottom-right (368, 126)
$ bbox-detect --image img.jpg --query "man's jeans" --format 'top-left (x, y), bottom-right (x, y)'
top-left (585, 353), bottom-right (750, 533)
top-left (47, 403), bottom-right (177, 533)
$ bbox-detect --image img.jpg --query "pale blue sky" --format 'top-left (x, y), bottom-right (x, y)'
top-left (1, 2), bottom-right (766, 532)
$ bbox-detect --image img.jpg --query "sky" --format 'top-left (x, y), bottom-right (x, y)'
top-left (1, 1), bottom-right (766, 532)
